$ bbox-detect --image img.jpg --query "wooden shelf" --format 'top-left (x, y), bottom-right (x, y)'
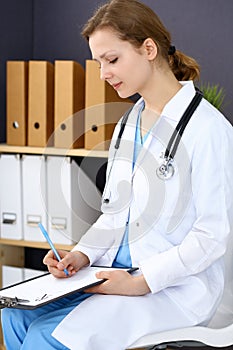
top-left (0, 144), bottom-right (108, 158)
top-left (0, 238), bottom-right (75, 250)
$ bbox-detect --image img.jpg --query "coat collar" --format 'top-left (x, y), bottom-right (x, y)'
top-left (161, 81), bottom-right (196, 122)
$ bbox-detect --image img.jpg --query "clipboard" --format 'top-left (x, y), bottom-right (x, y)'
top-left (0, 266), bottom-right (138, 310)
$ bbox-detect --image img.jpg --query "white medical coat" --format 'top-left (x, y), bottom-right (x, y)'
top-left (53, 81), bottom-right (233, 349)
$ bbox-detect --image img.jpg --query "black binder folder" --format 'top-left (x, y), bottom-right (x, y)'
top-left (0, 266), bottom-right (138, 310)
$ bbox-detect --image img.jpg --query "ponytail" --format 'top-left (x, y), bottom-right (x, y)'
top-left (169, 50), bottom-right (200, 81)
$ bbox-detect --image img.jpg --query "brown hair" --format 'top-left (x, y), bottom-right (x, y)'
top-left (82, 0), bottom-right (200, 81)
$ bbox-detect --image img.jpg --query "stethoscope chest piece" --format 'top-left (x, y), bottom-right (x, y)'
top-left (156, 158), bottom-right (175, 180)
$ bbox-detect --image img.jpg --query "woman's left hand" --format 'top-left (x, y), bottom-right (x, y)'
top-left (85, 269), bottom-right (150, 296)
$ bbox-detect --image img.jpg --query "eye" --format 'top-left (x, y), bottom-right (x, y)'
top-left (110, 57), bottom-right (118, 64)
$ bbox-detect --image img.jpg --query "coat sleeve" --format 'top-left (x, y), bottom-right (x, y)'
top-left (140, 112), bottom-right (233, 294)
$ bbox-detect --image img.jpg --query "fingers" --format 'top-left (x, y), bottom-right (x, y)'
top-left (57, 260), bottom-right (76, 276)
top-left (43, 249), bottom-right (71, 268)
top-left (43, 250), bottom-right (58, 267)
top-left (59, 251), bottom-right (90, 272)
top-left (43, 250), bottom-right (90, 279)
top-left (84, 270), bottom-right (114, 294)
top-left (48, 265), bottom-right (70, 278)
top-left (43, 250), bottom-right (71, 278)
top-left (95, 271), bottom-right (111, 280)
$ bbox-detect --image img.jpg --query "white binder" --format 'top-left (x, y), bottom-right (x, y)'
top-left (22, 155), bottom-right (47, 242)
top-left (46, 156), bottom-right (101, 245)
top-left (23, 268), bottom-right (47, 280)
top-left (2, 266), bottom-right (47, 288)
top-left (0, 154), bottom-right (23, 239)
top-left (2, 266), bottom-right (24, 288)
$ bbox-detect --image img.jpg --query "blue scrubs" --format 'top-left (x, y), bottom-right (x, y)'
top-left (113, 102), bottom-right (147, 268)
top-left (1, 293), bottom-right (92, 350)
top-left (1, 107), bottom-right (149, 349)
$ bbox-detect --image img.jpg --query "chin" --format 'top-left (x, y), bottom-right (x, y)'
top-left (117, 90), bottom-right (135, 100)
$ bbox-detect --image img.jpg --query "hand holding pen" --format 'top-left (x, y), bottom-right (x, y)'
top-left (39, 224), bottom-right (90, 278)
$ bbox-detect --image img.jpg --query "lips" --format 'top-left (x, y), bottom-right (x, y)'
top-left (112, 82), bottom-right (122, 90)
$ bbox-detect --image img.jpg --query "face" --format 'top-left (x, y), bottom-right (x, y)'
top-left (89, 28), bottom-right (155, 99)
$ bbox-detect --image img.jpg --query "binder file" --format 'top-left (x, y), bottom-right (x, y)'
top-left (6, 61), bottom-right (28, 146)
top-left (2, 266), bottom-right (47, 288)
top-left (24, 268), bottom-right (47, 280)
top-left (28, 61), bottom-right (54, 147)
top-left (0, 266), bottom-right (137, 309)
top-left (54, 60), bottom-right (85, 149)
top-left (0, 154), bottom-right (23, 239)
top-left (22, 155), bottom-right (47, 242)
top-left (85, 60), bottom-right (132, 150)
top-left (2, 266), bottom-right (23, 288)
top-left (46, 156), bottom-right (101, 245)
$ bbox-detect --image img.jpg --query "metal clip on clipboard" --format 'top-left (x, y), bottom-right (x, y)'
top-left (0, 296), bottom-right (29, 309)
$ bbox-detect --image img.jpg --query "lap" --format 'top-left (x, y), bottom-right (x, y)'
top-left (2, 292), bottom-right (93, 328)
top-left (53, 292), bottom-right (198, 350)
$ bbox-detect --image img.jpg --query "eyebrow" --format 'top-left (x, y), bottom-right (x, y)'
top-left (93, 51), bottom-right (117, 60)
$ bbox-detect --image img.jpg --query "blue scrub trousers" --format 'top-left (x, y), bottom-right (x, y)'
top-left (1, 292), bottom-right (92, 350)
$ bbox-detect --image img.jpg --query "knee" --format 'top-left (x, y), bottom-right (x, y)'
top-left (1, 308), bottom-right (16, 328)
top-left (1, 308), bottom-right (32, 334)
top-left (24, 317), bottom-right (67, 349)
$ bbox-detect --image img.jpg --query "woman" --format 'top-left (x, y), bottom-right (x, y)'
top-left (2, 0), bottom-right (233, 349)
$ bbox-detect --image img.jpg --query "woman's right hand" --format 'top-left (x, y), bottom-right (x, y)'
top-left (43, 250), bottom-right (90, 278)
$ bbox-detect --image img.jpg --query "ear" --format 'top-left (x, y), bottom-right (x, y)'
top-left (143, 38), bottom-right (158, 61)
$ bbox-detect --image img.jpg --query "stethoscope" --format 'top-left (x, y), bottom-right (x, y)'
top-left (156, 89), bottom-right (203, 180)
top-left (103, 89), bottom-right (203, 203)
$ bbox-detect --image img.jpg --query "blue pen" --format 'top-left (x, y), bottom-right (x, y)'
top-left (38, 223), bottom-right (69, 277)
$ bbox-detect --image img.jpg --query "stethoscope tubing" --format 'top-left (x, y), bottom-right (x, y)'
top-left (103, 88), bottom-right (203, 203)
top-left (164, 90), bottom-right (203, 160)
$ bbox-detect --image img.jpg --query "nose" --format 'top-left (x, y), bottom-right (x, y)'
top-left (100, 65), bottom-right (113, 81)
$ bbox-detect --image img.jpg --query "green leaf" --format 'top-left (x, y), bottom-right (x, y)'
top-left (199, 82), bottom-right (225, 111)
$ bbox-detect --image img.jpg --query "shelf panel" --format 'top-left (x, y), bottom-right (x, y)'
top-left (0, 144), bottom-right (108, 158)
top-left (0, 238), bottom-right (75, 251)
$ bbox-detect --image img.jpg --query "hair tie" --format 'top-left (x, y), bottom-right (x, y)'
top-left (168, 45), bottom-right (176, 55)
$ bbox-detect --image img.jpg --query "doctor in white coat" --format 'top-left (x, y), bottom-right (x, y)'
top-left (2, 1), bottom-right (233, 349)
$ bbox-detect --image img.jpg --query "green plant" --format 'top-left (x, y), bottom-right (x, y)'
top-left (199, 83), bottom-right (225, 111)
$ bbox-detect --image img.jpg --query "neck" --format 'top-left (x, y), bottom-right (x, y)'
top-left (140, 67), bottom-right (182, 115)
top-left (139, 66), bottom-right (182, 137)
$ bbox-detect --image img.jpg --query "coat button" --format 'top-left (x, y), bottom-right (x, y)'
top-left (136, 222), bottom-right (140, 227)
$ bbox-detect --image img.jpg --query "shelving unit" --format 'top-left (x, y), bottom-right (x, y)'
top-left (0, 143), bottom-right (108, 348)
top-left (0, 144), bottom-right (108, 158)
top-left (0, 237), bottom-right (75, 250)
top-left (0, 143), bottom-right (108, 280)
